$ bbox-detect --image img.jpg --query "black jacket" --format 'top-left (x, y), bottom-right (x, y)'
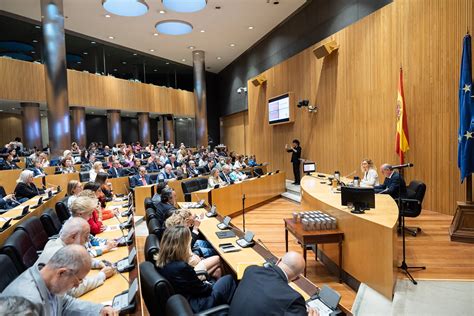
top-left (154, 202), bottom-right (175, 226)
top-left (287, 146), bottom-right (302, 164)
top-left (229, 264), bottom-right (307, 316)
top-left (14, 182), bottom-right (44, 201)
top-left (158, 260), bottom-right (212, 299)
top-left (108, 167), bottom-right (122, 178)
top-left (374, 171), bottom-right (407, 199)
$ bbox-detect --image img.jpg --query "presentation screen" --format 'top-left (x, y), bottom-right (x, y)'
top-left (268, 93), bottom-right (291, 124)
top-left (303, 162), bottom-right (316, 173)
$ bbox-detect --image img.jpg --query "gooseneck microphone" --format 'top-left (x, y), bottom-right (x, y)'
top-left (389, 163), bottom-right (414, 170)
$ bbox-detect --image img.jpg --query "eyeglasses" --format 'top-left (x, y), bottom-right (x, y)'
top-left (69, 270), bottom-right (84, 285)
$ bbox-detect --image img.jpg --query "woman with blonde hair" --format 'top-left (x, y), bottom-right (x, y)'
top-left (156, 226), bottom-right (236, 313)
top-left (360, 158), bottom-right (379, 187)
top-left (208, 168), bottom-right (225, 188)
top-left (165, 210), bottom-right (221, 279)
top-left (89, 161), bottom-right (104, 182)
top-left (14, 169), bottom-right (46, 202)
top-left (66, 180), bottom-right (83, 208)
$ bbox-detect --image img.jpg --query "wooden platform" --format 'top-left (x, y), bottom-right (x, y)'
top-left (232, 197), bottom-right (474, 311)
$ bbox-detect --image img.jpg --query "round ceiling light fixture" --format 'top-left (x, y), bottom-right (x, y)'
top-left (155, 20), bottom-right (193, 36)
top-left (102, 0), bottom-right (149, 17)
top-left (162, 0), bottom-right (207, 13)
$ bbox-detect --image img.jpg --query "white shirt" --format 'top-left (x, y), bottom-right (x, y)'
top-left (361, 168), bottom-right (379, 187)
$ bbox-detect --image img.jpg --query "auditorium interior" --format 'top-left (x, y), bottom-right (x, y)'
top-left (0, 0), bottom-right (472, 315)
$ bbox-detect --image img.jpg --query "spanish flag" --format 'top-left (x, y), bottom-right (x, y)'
top-left (396, 68), bottom-right (410, 164)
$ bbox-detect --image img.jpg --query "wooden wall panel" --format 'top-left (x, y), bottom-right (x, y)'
top-left (0, 58), bottom-right (195, 116)
top-left (0, 113), bottom-right (23, 147)
top-left (247, 0), bottom-right (473, 215)
top-left (220, 111), bottom-right (250, 155)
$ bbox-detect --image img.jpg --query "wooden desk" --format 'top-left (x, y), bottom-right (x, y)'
top-left (180, 205), bottom-right (350, 315)
top-left (109, 176), bottom-right (133, 196)
top-left (284, 218), bottom-right (344, 279)
top-left (79, 201), bottom-right (144, 315)
top-left (133, 184), bottom-right (155, 216)
top-left (0, 169), bottom-right (22, 193)
top-left (300, 173), bottom-right (399, 299)
top-left (192, 172), bottom-right (286, 217)
top-left (0, 191), bottom-right (66, 245)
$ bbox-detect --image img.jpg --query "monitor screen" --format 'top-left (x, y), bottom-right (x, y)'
top-left (303, 162), bottom-right (316, 173)
top-left (268, 94), bottom-right (290, 124)
top-left (341, 187), bottom-right (375, 210)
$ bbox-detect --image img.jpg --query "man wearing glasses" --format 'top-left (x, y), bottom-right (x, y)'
top-left (1, 245), bottom-right (118, 315)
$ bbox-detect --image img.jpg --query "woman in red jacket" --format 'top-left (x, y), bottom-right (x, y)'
top-left (82, 182), bottom-right (115, 234)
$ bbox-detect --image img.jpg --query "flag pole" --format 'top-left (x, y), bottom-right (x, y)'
top-left (467, 174), bottom-right (472, 203)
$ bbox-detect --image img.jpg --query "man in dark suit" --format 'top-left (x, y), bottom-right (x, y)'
top-left (219, 165), bottom-right (233, 184)
top-left (204, 160), bottom-right (215, 173)
top-left (286, 139), bottom-right (302, 185)
top-left (108, 160), bottom-right (123, 178)
top-left (130, 166), bottom-right (151, 188)
top-left (29, 159), bottom-right (46, 178)
top-left (374, 163), bottom-right (407, 199)
top-left (154, 187), bottom-right (177, 226)
top-left (229, 251), bottom-right (317, 316)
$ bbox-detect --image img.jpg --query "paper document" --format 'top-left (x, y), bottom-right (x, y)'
top-left (307, 298), bottom-right (333, 316)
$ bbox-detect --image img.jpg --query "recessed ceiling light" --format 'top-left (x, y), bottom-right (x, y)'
top-left (248, 26), bottom-right (254, 30)
top-left (11, 108), bottom-right (15, 110)
top-left (91, 41), bottom-right (96, 44)
top-left (182, 58), bottom-right (186, 62)
top-left (149, 49), bottom-right (155, 52)
top-left (114, 68), bottom-right (118, 71)
top-left (102, 0), bottom-right (149, 17)
top-left (163, 0), bottom-right (207, 13)
top-left (77, 61), bottom-right (81, 64)
top-left (105, 14), bottom-right (111, 18)
top-left (154, 69), bottom-right (157, 72)
top-left (230, 43), bottom-right (235, 47)
top-left (159, 10), bottom-right (166, 14)
top-left (200, 29), bottom-right (205, 33)
top-left (0, 109), bottom-right (3, 112)
top-left (31, 51), bottom-right (36, 54)
top-left (108, 36), bottom-right (114, 39)
top-left (216, 56), bottom-right (222, 60)
top-left (122, 61), bottom-right (127, 64)
top-left (155, 20), bottom-right (193, 36)
top-left (165, 62), bottom-right (170, 65)
top-left (32, 39), bottom-right (38, 43)
top-left (153, 33), bottom-right (159, 36)
top-left (133, 53), bottom-right (137, 56)
top-left (91, 112), bottom-right (94, 114)
top-left (35, 25), bottom-right (41, 29)
top-left (188, 45), bottom-right (195, 50)
top-left (83, 52), bottom-right (88, 55)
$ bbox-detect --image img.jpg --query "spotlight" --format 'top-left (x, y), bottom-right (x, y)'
top-left (297, 99), bottom-right (318, 113)
top-left (236, 87), bottom-right (247, 94)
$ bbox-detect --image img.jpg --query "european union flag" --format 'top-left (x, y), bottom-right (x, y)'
top-left (458, 34), bottom-right (474, 182)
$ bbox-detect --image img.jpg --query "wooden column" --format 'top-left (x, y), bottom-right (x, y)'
top-left (70, 106), bottom-right (86, 147)
top-left (20, 102), bottom-right (42, 149)
top-left (107, 109), bottom-right (122, 145)
top-left (137, 112), bottom-right (150, 144)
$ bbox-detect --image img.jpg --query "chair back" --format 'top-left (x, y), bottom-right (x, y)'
top-left (1, 229), bottom-right (38, 273)
top-left (55, 201), bottom-right (71, 223)
top-left (144, 197), bottom-right (155, 211)
top-left (144, 234), bottom-right (160, 263)
top-left (406, 180), bottom-right (427, 202)
top-left (145, 208), bottom-right (157, 224)
top-left (79, 171), bottom-right (90, 182)
top-left (181, 179), bottom-right (201, 202)
top-left (197, 167), bottom-right (206, 175)
top-left (0, 254), bottom-right (20, 292)
top-left (253, 167), bottom-right (263, 176)
top-left (139, 261), bottom-right (175, 316)
top-left (147, 217), bottom-right (164, 240)
top-left (197, 177), bottom-right (208, 189)
top-left (15, 216), bottom-right (49, 251)
top-left (165, 294), bottom-right (194, 316)
top-left (40, 208), bottom-right (62, 237)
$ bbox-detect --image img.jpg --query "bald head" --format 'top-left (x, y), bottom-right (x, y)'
top-left (59, 217), bottom-right (90, 245)
top-left (277, 251), bottom-right (306, 282)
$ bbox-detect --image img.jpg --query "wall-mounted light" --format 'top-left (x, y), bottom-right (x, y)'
top-left (297, 99), bottom-right (318, 113)
top-left (236, 87), bottom-right (247, 94)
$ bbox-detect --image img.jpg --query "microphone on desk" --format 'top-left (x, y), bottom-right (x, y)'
top-left (389, 163), bottom-right (414, 170)
top-left (114, 212), bottom-right (131, 231)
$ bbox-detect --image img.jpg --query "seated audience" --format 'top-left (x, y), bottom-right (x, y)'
top-left (108, 159), bottom-right (123, 178)
top-left (131, 158), bottom-right (142, 174)
top-left (70, 195), bottom-right (118, 256)
top-left (30, 159), bottom-right (46, 177)
top-left (374, 163), bottom-right (407, 199)
top-left (360, 158), bottom-right (379, 187)
top-left (147, 154), bottom-right (161, 172)
top-left (151, 182), bottom-right (167, 205)
top-left (156, 226), bottom-right (236, 313)
top-left (94, 172), bottom-right (114, 201)
top-left (89, 161), bottom-right (104, 182)
top-left (38, 152), bottom-right (50, 168)
top-left (130, 166), bottom-right (151, 187)
top-left (155, 187), bottom-right (177, 226)
top-left (247, 155), bottom-right (258, 167)
top-left (160, 164), bottom-right (176, 182)
top-left (0, 189), bottom-right (19, 211)
top-left (66, 180), bottom-right (83, 208)
top-left (204, 159), bottom-right (215, 173)
top-left (229, 251), bottom-right (317, 316)
top-left (220, 164), bottom-right (233, 184)
top-left (79, 186), bottom-right (113, 234)
top-left (166, 209), bottom-right (217, 258)
top-left (167, 154), bottom-right (180, 169)
top-left (36, 218), bottom-right (115, 297)
top-left (230, 166), bottom-right (248, 182)
top-left (14, 170), bottom-right (46, 202)
top-left (187, 160), bottom-right (200, 176)
top-left (0, 296), bottom-right (40, 316)
top-left (208, 168), bottom-right (226, 188)
top-left (2, 152), bottom-right (19, 170)
top-left (59, 158), bottom-right (76, 174)
top-left (233, 155), bottom-right (246, 170)
top-left (1, 245), bottom-right (116, 315)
